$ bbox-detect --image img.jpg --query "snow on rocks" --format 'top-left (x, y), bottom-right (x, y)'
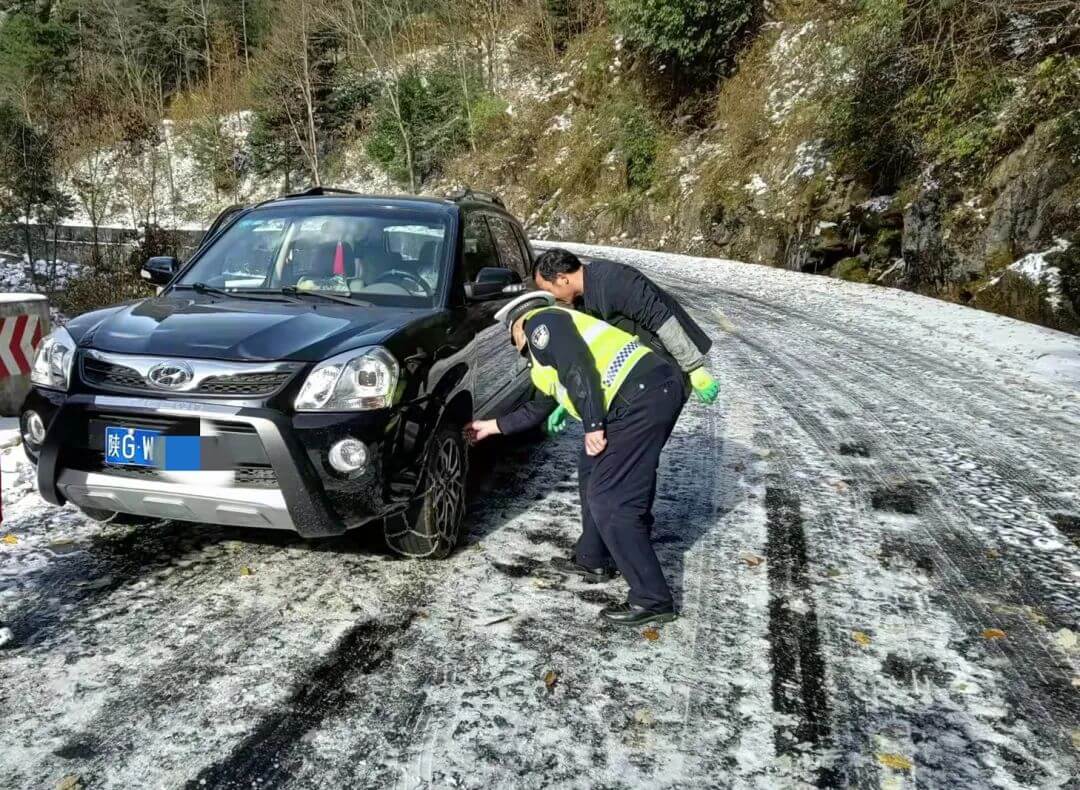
top-left (787, 139), bottom-right (830, 183)
top-left (766, 21), bottom-right (824, 124)
top-left (1000, 238), bottom-right (1071, 310)
top-left (0, 255), bottom-right (86, 294)
top-left (744, 174), bottom-right (769, 196)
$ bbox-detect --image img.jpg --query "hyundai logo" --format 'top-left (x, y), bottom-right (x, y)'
top-left (147, 361), bottom-right (195, 390)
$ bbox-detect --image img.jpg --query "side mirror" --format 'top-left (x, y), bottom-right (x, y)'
top-left (141, 256), bottom-right (179, 286)
top-left (465, 267), bottom-right (523, 301)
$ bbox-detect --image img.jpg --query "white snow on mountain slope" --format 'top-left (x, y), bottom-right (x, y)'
top-left (1, 244), bottom-right (1078, 789)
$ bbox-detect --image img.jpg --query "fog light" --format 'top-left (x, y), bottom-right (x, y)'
top-left (328, 438), bottom-right (368, 473)
top-left (24, 411), bottom-right (46, 445)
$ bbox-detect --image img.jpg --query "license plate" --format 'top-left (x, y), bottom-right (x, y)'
top-left (105, 427), bottom-right (159, 466)
top-left (104, 427), bottom-right (201, 470)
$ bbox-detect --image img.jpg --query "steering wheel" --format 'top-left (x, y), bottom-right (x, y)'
top-left (370, 269), bottom-right (432, 297)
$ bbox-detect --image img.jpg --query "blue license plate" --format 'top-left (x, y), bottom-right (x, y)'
top-left (103, 428), bottom-right (201, 470)
top-left (105, 426), bottom-right (160, 466)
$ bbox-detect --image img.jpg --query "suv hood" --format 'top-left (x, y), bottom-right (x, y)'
top-left (74, 294), bottom-right (439, 362)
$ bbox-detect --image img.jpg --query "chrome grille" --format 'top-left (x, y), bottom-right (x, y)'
top-left (80, 352), bottom-right (299, 397)
top-left (197, 372), bottom-right (294, 394)
top-left (83, 356), bottom-right (144, 389)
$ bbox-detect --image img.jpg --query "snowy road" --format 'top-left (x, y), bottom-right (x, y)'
top-left (2, 244), bottom-right (1079, 789)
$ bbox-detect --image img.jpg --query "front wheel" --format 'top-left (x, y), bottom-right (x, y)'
top-left (384, 426), bottom-right (468, 559)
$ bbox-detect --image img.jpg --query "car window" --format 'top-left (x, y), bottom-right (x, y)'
top-left (175, 209), bottom-right (451, 307)
top-left (462, 213), bottom-right (500, 282)
top-left (487, 216), bottom-right (528, 280)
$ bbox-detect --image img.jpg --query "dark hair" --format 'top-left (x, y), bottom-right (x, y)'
top-left (533, 248), bottom-right (582, 282)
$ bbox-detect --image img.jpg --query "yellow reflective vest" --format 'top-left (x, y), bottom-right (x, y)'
top-left (523, 306), bottom-right (651, 420)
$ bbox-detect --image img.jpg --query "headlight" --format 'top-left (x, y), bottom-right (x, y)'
top-left (295, 346), bottom-right (400, 411)
top-left (30, 327), bottom-right (76, 390)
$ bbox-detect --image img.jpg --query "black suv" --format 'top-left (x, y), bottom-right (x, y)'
top-left (20, 188), bottom-right (536, 558)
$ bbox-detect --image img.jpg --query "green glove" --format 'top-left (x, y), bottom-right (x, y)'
top-left (689, 367), bottom-right (719, 404)
top-left (544, 405), bottom-right (569, 436)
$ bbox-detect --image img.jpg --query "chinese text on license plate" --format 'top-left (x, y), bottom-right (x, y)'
top-left (105, 427), bottom-right (160, 467)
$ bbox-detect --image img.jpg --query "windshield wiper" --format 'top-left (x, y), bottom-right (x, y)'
top-left (279, 286), bottom-right (371, 307)
top-left (180, 282), bottom-right (301, 303)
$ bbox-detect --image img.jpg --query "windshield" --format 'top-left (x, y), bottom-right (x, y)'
top-left (175, 207), bottom-right (451, 307)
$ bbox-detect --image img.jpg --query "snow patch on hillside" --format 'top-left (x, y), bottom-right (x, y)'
top-left (1001, 238), bottom-right (1071, 310)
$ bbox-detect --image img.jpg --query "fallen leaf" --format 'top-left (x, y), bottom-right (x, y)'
top-left (239, 566), bottom-right (254, 576)
top-left (829, 480), bottom-right (849, 493)
top-left (876, 753), bottom-right (913, 772)
top-left (642, 627), bottom-right (660, 641)
top-left (852, 631), bottom-right (872, 647)
top-left (1071, 676), bottom-right (1080, 689)
top-left (633, 709), bottom-right (654, 727)
top-left (826, 567), bottom-right (843, 578)
top-left (741, 553), bottom-right (765, 567)
top-left (981, 628), bottom-right (1007, 640)
top-left (1054, 628), bottom-right (1077, 651)
top-left (543, 670), bottom-right (558, 690)
top-left (1, 534), bottom-right (17, 545)
top-left (1072, 728), bottom-right (1080, 751)
top-left (56, 776), bottom-right (82, 790)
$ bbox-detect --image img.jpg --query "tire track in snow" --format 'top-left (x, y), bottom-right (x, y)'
top-left (668, 273), bottom-right (1080, 786)
top-left (763, 485), bottom-right (835, 784)
top-left (183, 614), bottom-right (418, 789)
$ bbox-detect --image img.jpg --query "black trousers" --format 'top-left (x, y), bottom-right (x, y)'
top-left (574, 365), bottom-right (685, 611)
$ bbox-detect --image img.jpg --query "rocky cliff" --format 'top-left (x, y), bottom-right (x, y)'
top-left (444, 1), bottom-right (1080, 334)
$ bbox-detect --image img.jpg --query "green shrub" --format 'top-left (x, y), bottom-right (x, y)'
top-left (366, 66), bottom-right (496, 188)
top-left (606, 0), bottom-right (757, 77)
top-left (614, 102), bottom-right (660, 190)
top-left (822, 0), bottom-right (914, 190)
top-left (54, 267), bottom-right (154, 316)
top-left (471, 93), bottom-right (511, 147)
top-left (824, 0), bottom-right (1080, 188)
top-left (833, 257), bottom-right (869, 283)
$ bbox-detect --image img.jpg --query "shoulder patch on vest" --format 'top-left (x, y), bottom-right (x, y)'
top-left (530, 323), bottom-right (550, 350)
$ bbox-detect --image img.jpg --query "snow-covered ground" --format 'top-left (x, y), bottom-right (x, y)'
top-left (1, 244), bottom-right (1078, 788)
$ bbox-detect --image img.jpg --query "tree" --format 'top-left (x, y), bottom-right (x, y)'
top-left (366, 66), bottom-right (476, 188)
top-left (0, 104), bottom-right (73, 288)
top-left (346, 0), bottom-right (428, 191)
top-left (253, 0), bottom-right (339, 186)
top-left (56, 65), bottom-right (123, 266)
top-left (606, 0), bottom-right (757, 79)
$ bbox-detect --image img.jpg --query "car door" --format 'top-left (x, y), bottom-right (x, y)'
top-left (459, 211), bottom-right (522, 416)
top-left (487, 215), bottom-right (536, 393)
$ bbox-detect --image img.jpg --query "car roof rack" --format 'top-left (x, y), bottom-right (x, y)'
top-left (282, 186), bottom-right (361, 198)
top-left (446, 187), bottom-right (505, 208)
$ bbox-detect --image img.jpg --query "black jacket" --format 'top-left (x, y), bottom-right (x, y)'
top-left (580, 258), bottom-right (711, 372)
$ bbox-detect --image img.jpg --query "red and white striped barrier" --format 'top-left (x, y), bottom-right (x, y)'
top-left (0, 294), bottom-right (50, 416)
top-left (0, 312), bottom-right (43, 377)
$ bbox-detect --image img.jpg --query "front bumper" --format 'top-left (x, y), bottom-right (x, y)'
top-left (26, 392), bottom-right (403, 538)
top-left (56, 469), bottom-right (293, 530)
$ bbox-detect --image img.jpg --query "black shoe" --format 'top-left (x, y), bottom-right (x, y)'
top-left (550, 556), bottom-right (619, 583)
top-left (599, 601), bottom-right (678, 626)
